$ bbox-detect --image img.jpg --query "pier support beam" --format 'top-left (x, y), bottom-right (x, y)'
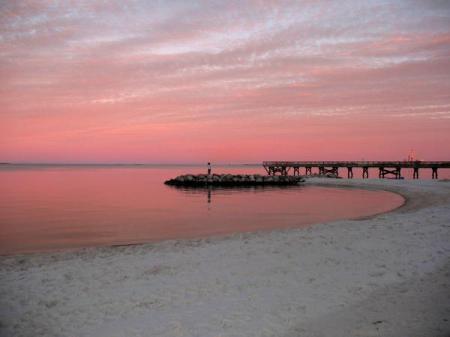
top-left (305, 167), bottom-right (312, 176)
top-left (347, 167), bottom-right (354, 179)
top-left (293, 167), bottom-right (300, 176)
top-left (362, 167), bottom-right (369, 179)
top-left (432, 167), bottom-right (438, 179)
top-left (413, 167), bottom-right (419, 179)
top-left (328, 167), bottom-right (339, 176)
top-left (379, 167), bottom-right (402, 179)
top-left (269, 166), bottom-right (291, 176)
top-left (318, 166), bottom-right (339, 176)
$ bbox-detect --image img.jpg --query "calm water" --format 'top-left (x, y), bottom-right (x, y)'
top-left (0, 165), bottom-right (406, 255)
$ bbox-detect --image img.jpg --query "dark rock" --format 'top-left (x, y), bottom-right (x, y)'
top-left (164, 174), bottom-right (305, 187)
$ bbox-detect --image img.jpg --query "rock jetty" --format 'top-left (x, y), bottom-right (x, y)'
top-left (164, 174), bottom-right (305, 186)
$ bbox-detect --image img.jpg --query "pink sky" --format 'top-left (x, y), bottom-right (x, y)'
top-left (1, 0), bottom-right (449, 163)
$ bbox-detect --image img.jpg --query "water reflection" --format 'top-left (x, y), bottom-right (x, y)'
top-left (0, 166), bottom-right (404, 254)
top-left (167, 184), bottom-right (304, 206)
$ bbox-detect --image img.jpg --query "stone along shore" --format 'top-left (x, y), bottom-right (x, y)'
top-left (164, 173), bottom-right (305, 186)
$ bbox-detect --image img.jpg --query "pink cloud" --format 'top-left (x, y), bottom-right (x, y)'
top-left (1, 0), bottom-right (449, 163)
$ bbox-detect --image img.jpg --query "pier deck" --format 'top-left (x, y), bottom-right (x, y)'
top-left (263, 161), bottom-right (450, 179)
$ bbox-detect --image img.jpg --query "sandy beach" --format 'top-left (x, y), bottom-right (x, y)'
top-left (1, 178), bottom-right (449, 337)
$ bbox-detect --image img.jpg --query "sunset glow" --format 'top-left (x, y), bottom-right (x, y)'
top-left (1, 1), bottom-right (449, 163)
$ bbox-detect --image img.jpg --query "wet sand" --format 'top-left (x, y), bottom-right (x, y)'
top-left (1, 179), bottom-right (449, 337)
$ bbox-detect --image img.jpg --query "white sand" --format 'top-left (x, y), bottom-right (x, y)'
top-left (1, 179), bottom-right (449, 337)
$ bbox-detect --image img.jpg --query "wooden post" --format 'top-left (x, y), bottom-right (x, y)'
top-left (347, 167), bottom-right (353, 178)
top-left (332, 167), bottom-right (339, 176)
top-left (285, 166), bottom-right (291, 176)
top-left (362, 167), bottom-right (369, 179)
top-left (432, 167), bottom-right (438, 179)
top-left (413, 167), bottom-right (419, 179)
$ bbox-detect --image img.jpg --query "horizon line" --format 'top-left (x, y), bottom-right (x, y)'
top-left (0, 162), bottom-right (262, 166)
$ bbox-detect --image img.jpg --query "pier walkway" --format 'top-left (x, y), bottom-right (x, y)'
top-left (263, 161), bottom-right (450, 179)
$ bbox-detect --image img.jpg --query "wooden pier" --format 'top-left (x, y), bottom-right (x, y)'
top-left (263, 161), bottom-right (450, 179)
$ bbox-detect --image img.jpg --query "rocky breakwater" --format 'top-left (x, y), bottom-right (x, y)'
top-left (164, 174), bottom-right (305, 186)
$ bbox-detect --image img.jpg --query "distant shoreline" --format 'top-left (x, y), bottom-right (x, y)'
top-left (0, 162), bottom-right (262, 167)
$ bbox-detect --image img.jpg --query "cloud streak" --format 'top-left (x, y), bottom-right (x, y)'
top-left (1, 0), bottom-right (450, 162)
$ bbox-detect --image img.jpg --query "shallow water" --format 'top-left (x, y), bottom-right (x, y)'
top-left (0, 165), bottom-right (405, 254)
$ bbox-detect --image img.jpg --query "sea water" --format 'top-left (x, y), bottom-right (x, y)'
top-left (0, 164), bottom-right (406, 254)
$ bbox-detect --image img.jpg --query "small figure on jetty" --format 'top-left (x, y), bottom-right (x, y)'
top-left (207, 162), bottom-right (211, 175)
